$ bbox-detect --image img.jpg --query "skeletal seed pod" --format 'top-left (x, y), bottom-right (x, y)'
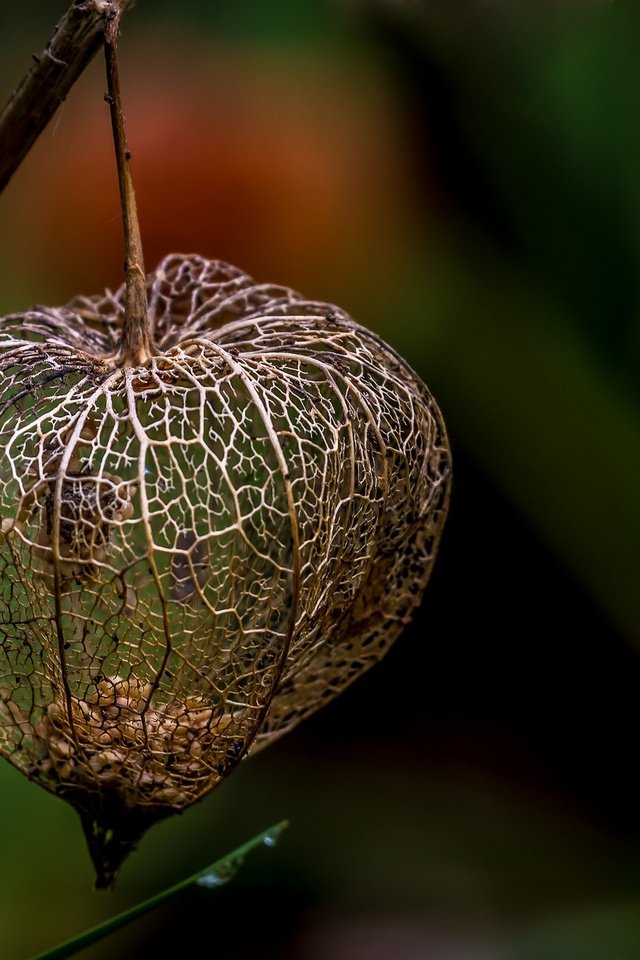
top-left (0, 0), bottom-right (450, 889)
top-left (0, 254), bottom-right (451, 885)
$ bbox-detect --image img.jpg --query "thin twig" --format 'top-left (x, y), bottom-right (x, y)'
top-left (0, 0), bottom-right (134, 195)
top-left (103, 3), bottom-right (151, 365)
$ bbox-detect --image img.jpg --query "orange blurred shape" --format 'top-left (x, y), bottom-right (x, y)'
top-left (0, 38), bottom-right (423, 305)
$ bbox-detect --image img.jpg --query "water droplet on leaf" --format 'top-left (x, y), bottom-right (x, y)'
top-left (196, 870), bottom-right (229, 889)
top-left (196, 855), bottom-right (243, 889)
top-left (263, 827), bottom-right (283, 848)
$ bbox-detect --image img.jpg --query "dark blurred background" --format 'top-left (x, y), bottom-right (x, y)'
top-left (1, 1), bottom-right (640, 958)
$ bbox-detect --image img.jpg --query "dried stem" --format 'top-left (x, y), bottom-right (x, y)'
top-left (104, 5), bottom-right (151, 366)
top-left (0, 0), bottom-right (134, 195)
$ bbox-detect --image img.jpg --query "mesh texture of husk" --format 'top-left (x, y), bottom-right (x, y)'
top-left (0, 254), bottom-right (451, 884)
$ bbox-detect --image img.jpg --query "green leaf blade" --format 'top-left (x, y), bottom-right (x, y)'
top-left (31, 820), bottom-right (289, 960)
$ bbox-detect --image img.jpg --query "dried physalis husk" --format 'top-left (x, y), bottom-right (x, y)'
top-left (0, 254), bottom-right (450, 886)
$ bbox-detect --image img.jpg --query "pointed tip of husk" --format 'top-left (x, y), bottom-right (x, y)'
top-left (79, 807), bottom-right (153, 890)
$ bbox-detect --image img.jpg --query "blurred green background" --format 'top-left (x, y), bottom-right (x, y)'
top-left (1, 0), bottom-right (640, 957)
